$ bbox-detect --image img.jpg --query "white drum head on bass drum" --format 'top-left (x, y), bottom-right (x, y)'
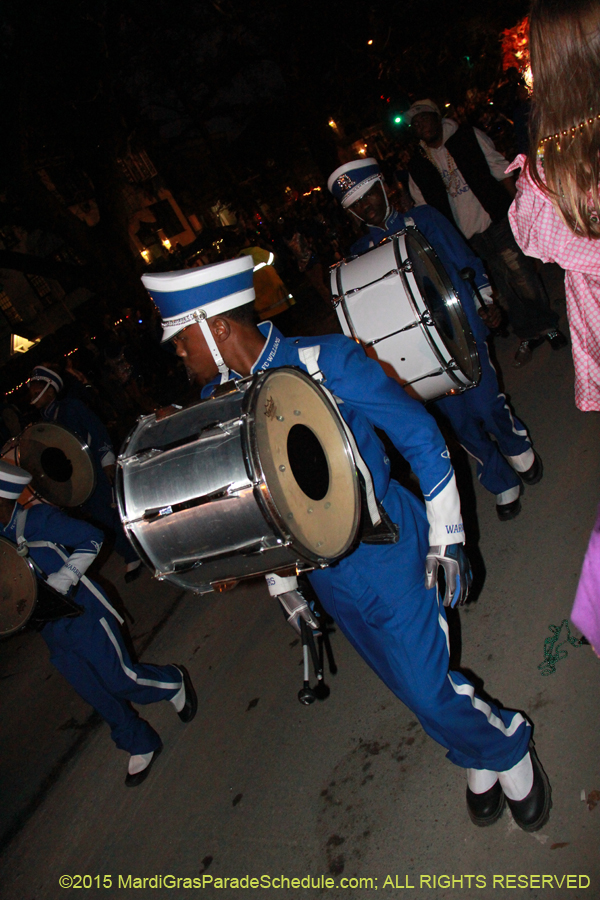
top-left (331, 226), bottom-right (480, 401)
top-left (249, 369), bottom-right (360, 564)
top-left (18, 423), bottom-right (96, 507)
top-left (0, 537), bottom-right (37, 637)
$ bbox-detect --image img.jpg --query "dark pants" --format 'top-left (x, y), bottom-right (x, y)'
top-left (469, 215), bottom-right (558, 340)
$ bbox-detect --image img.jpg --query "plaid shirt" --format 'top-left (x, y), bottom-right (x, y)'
top-left (507, 154), bottom-right (600, 412)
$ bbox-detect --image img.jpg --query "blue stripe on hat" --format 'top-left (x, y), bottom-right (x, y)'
top-left (0, 460), bottom-right (32, 499)
top-left (146, 269), bottom-right (254, 320)
top-left (330, 163), bottom-right (381, 203)
top-left (30, 366), bottom-right (63, 392)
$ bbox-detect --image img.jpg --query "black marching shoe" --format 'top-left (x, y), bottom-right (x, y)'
top-left (466, 780), bottom-right (505, 827)
top-left (174, 665), bottom-right (197, 723)
top-left (520, 452), bottom-right (543, 486)
top-left (544, 329), bottom-right (568, 351)
top-left (505, 746), bottom-right (552, 833)
top-left (125, 744), bottom-right (162, 788)
top-left (496, 489), bottom-right (522, 521)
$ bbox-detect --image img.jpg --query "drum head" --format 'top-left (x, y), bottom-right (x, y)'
top-left (18, 423), bottom-right (96, 507)
top-left (248, 368), bottom-right (360, 564)
top-left (0, 537), bottom-right (37, 637)
top-left (404, 229), bottom-right (478, 383)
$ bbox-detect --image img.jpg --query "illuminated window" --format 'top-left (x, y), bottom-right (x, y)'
top-left (26, 273), bottom-right (65, 308)
top-left (0, 291), bottom-right (23, 324)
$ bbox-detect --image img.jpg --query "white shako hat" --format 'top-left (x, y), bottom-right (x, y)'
top-left (142, 256), bottom-right (256, 344)
top-left (29, 365), bottom-right (63, 393)
top-left (0, 460), bottom-right (32, 500)
top-left (327, 157), bottom-right (383, 208)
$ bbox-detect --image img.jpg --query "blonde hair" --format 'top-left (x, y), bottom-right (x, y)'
top-left (527, 0), bottom-right (600, 238)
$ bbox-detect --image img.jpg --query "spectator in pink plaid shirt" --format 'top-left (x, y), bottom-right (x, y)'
top-left (507, 0), bottom-right (600, 411)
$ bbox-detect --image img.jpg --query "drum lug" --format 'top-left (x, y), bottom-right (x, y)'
top-left (400, 257), bottom-right (413, 273)
top-left (420, 310), bottom-right (435, 327)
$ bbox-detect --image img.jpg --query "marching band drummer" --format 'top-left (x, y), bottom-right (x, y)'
top-left (0, 459), bottom-right (197, 787)
top-left (27, 365), bottom-right (142, 582)
top-left (140, 256), bottom-right (551, 833)
top-left (327, 158), bottom-right (543, 522)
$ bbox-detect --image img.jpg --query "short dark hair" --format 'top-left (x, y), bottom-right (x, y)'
top-left (220, 303), bottom-right (258, 327)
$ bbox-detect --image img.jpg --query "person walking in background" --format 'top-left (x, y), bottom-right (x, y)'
top-left (0, 460), bottom-right (197, 787)
top-left (507, 0), bottom-right (600, 411)
top-left (27, 366), bottom-right (142, 582)
top-left (328, 158), bottom-right (543, 521)
top-left (406, 99), bottom-right (568, 367)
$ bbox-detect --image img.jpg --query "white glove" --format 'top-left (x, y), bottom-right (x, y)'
top-left (477, 284), bottom-right (494, 307)
top-left (266, 572), bottom-right (298, 596)
top-left (277, 590), bottom-right (321, 636)
top-left (424, 544), bottom-right (472, 607)
top-left (46, 566), bottom-right (79, 596)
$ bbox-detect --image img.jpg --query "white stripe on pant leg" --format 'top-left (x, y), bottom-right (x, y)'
top-left (447, 674), bottom-right (526, 737)
top-left (482, 343), bottom-right (529, 439)
top-left (99, 618), bottom-right (181, 691)
top-left (438, 611), bottom-right (450, 655)
top-left (458, 444), bottom-right (484, 468)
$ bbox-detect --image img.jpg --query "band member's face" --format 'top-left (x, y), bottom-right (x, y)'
top-left (172, 323), bottom-right (218, 385)
top-left (348, 182), bottom-right (387, 226)
top-left (28, 381), bottom-right (55, 409)
top-left (412, 111), bottom-right (443, 145)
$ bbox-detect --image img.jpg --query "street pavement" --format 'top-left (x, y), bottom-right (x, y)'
top-left (0, 284), bottom-right (599, 900)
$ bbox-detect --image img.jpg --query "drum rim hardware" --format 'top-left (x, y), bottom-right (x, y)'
top-left (0, 536), bottom-right (83, 638)
top-left (116, 368), bottom-right (362, 593)
top-left (242, 366), bottom-right (362, 567)
top-left (330, 226), bottom-right (481, 399)
top-left (396, 227), bottom-right (480, 389)
top-left (5, 422), bottom-right (97, 508)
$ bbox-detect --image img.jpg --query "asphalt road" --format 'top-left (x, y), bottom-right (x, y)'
top-left (0, 283), bottom-right (599, 900)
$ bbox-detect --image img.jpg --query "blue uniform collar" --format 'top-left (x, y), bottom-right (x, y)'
top-left (42, 399), bottom-right (58, 421)
top-left (200, 321), bottom-right (285, 398)
top-left (250, 321), bottom-right (285, 374)
top-left (366, 207), bottom-right (405, 242)
top-left (2, 501), bottom-right (19, 538)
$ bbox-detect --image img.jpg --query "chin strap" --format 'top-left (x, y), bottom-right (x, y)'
top-left (29, 380), bottom-right (51, 406)
top-left (348, 176), bottom-right (391, 226)
top-left (194, 314), bottom-right (230, 383)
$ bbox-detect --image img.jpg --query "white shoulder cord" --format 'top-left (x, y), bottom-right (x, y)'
top-left (297, 346), bottom-right (381, 528)
top-left (14, 508), bottom-right (124, 625)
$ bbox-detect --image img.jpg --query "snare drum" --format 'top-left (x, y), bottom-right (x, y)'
top-left (2, 422), bottom-right (95, 507)
top-left (330, 226), bottom-right (480, 401)
top-left (116, 367), bottom-right (361, 594)
top-left (0, 537), bottom-right (82, 637)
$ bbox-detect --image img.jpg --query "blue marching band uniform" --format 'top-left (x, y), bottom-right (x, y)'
top-left (140, 253), bottom-right (551, 829)
top-left (28, 366), bottom-right (140, 572)
top-left (0, 463), bottom-right (195, 787)
top-left (328, 158), bottom-right (542, 519)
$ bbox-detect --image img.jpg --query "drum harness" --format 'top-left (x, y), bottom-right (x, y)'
top-left (13, 507), bottom-right (124, 625)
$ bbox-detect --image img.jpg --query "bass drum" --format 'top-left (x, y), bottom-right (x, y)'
top-left (2, 422), bottom-right (96, 507)
top-left (330, 225), bottom-right (480, 401)
top-left (0, 537), bottom-right (82, 638)
top-left (116, 367), bottom-right (361, 594)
